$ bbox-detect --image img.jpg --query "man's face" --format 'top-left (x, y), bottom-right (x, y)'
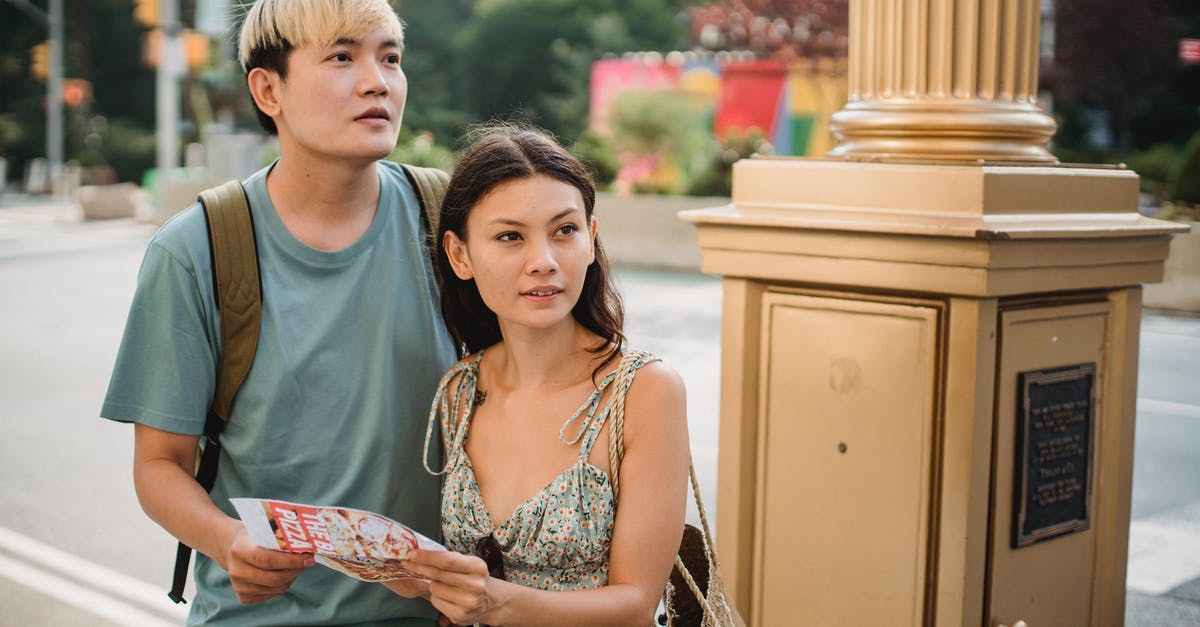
top-left (268, 26), bottom-right (406, 164)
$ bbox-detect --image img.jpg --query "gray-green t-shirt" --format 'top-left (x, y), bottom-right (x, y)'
top-left (101, 161), bottom-right (456, 626)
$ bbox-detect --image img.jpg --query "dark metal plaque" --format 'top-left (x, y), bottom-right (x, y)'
top-left (1012, 363), bottom-right (1096, 548)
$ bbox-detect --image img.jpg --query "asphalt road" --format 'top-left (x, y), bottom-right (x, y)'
top-left (1, 200), bottom-right (1197, 625)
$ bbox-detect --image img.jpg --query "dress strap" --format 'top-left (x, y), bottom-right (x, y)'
top-left (575, 349), bottom-right (659, 461)
top-left (422, 351), bottom-right (485, 475)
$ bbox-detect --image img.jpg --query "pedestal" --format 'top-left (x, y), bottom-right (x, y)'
top-left (681, 157), bottom-right (1187, 626)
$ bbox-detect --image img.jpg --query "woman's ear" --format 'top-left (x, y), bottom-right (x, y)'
top-left (443, 230), bottom-right (474, 280)
top-left (246, 67), bottom-right (282, 120)
top-left (587, 215), bottom-right (599, 265)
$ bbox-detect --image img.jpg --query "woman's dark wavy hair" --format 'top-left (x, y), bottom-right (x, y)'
top-left (435, 123), bottom-right (625, 371)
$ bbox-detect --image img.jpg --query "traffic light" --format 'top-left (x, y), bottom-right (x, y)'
top-left (31, 42), bottom-right (48, 80)
top-left (133, 0), bottom-right (158, 27)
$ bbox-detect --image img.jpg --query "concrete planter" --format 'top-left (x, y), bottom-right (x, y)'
top-left (77, 183), bottom-right (140, 220)
top-left (595, 191), bottom-right (729, 271)
top-left (1143, 222), bottom-right (1200, 314)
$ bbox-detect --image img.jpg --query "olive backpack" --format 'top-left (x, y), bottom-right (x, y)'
top-left (167, 164), bottom-right (449, 604)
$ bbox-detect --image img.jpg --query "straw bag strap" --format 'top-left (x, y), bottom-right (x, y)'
top-left (606, 362), bottom-right (723, 618)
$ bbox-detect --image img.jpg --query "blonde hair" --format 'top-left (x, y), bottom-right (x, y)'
top-left (237, 0), bottom-right (404, 73)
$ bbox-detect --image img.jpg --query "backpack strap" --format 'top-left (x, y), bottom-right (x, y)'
top-left (168, 180), bottom-right (261, 604)
top-left (399, 163), bottom-right (450, 239)
top-left (202, 180), bottom-right (262, 424)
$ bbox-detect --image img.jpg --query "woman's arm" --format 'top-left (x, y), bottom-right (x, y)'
top-left (404, 361), bottom-right (691, 626)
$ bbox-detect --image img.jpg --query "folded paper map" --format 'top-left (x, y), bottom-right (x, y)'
top-left (231, 498), bottom-right (444, 582)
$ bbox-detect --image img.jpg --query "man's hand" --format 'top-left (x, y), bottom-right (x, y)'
top-left (223, 526), bottom-right (314, 604)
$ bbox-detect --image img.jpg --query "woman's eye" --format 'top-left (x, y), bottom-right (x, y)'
top-left (556, 224), bottom-right (579, 236)
top-left (497, 232), bottom-right (520, 242)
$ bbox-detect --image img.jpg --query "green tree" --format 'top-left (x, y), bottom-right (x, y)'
top-left (395, 0), bottom-right (477, 146)
top-left (453, 0), bottom-right (684, 142)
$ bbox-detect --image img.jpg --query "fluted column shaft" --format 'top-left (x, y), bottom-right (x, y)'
top-left (828, 0), bottom-right (1057, 163)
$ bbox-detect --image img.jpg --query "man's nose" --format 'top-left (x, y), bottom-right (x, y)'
top-left (359, 59), bottom-right (389, 96)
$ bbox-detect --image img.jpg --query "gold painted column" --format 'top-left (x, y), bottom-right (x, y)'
top-left (829, 0), bottom-right (1056, 163)
top-left (681, 1), bottom-right (1188, 626)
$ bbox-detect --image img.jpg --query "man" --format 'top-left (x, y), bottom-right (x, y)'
top-left (100, 0), bottom-right (455, 623)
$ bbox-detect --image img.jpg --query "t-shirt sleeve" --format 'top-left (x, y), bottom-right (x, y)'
top-left (100, 240), bottom-right (217, 435)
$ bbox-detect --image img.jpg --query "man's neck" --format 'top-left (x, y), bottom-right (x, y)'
top-left (265, 152), bottom-right (382, 251)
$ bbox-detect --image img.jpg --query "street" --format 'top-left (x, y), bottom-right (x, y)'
top-left (1, 199), bottom-right (1198, 625)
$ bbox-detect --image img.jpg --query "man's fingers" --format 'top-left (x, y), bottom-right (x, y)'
top-left (241, 546), bottom-right (315, 570)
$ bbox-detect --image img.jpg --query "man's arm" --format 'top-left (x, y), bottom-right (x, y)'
top-left (133, 423), bottom-right (314, 604)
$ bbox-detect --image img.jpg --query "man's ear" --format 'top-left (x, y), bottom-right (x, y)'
top-left (443, 230), bottom-right (473, 280)
top-left (246, 67), bottom-right (283, 121)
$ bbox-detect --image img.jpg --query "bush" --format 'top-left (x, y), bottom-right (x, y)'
top-left (608, 90), bottom-right (711, 194)
top-left (1124, 143), bottom-right (1179, 197)
top-left (685, 127), bottom-right (774, 197)
top-left (387, 129), bottom-right (454, 171)
top-left (1171, 131), bottom-right (1200, 205)
top-left (572, 128), bottom-right (619, 189)
top-left (97, 117), bottom-right (156, 184)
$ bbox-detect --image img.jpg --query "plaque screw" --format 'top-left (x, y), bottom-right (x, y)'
top-left (838, 442), bottom-right (848, 454)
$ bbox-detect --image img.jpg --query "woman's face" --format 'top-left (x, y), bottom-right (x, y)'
top-left (444, 173), bottom-right (596, 334)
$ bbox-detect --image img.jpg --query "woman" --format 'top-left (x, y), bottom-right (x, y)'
top-left (386, 124), bottom-right (690, 626)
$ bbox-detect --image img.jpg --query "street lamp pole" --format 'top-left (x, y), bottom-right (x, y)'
top-left (4, 0), bottom-right (63, 185)
top-left (47, 0), bottom-right (63, 185)
top-left (156, 0), bottom-right (181, 193)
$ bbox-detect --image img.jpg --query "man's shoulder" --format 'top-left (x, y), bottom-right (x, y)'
top-left (377, 160), bottom-right (449, 192)
top-left (149, 202), bottom-right (211, 265)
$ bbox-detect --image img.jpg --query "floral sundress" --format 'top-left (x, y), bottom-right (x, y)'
top-left (422, 348), bottom-right (657, 590)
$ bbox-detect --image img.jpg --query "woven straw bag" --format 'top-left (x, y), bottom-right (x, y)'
top-left (606, 353), bottom-right (746, 627)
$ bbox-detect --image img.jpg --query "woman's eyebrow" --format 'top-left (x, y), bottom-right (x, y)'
top-left (489, 208), bottom-right (580, 228)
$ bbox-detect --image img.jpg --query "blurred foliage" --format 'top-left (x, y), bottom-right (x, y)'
top-left (387, 128), bottom-right (455, 171)
top-left (1047, 0), bottom-right (1200, 182)
top-left (1, 0), bottom-right (157, 182)
top-left (1123, 144), bottom-right (1180, 197)
top-left (1170, 131), bottom-right (1200, 206)
top-left (451, 0), bottom-right (684, 143)
top-left (572, 128), bottom-right (620, 188)
top-left (686, 127), bottom-right (774, 197)
top-left (608, 90), bottom-right (710, 194)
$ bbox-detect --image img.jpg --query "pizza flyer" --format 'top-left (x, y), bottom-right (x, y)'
top-left (230, 498), bottom-right (444, 582)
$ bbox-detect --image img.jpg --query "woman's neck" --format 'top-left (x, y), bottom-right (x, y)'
top-left (489, 321), bottom-right (606, 393)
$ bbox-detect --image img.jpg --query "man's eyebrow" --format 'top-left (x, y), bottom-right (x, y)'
top-left (330, 37), bottom-right (403, 52)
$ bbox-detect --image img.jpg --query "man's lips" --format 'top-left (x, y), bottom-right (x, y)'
top-left (355, 108), bottom-right (390, 121)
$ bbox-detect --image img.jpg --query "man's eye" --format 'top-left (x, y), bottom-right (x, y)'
top-left (332, 52), bottom-right (351, 62)
top-left (384, 54), bottom-right (401, 64)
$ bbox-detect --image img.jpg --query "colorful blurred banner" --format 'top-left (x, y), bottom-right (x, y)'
top-left (590, 54), bottom-right (847, 157)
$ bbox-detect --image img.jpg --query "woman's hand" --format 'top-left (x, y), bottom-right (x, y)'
top-left (381, 576), bottom-right (431, 599)
top-left (405, 549), bottom-right (506, 626)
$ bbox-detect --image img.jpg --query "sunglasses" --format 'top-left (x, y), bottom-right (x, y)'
top-left (475, 534), bottom-right (505, 581)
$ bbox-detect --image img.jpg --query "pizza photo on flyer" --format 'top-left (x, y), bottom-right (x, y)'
top-left (230, 497), bottom-right (445, 582)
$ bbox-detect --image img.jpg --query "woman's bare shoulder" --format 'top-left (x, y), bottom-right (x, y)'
top-left (622, 357), bottom-right (687, 431)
